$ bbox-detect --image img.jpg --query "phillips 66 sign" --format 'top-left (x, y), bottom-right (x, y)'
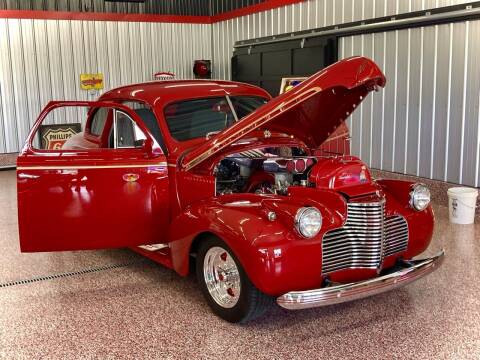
top-left (38, 124), bottom-right (81, 150)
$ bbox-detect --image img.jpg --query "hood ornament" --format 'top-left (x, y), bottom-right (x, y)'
top-left (360, 166), bottom-right (367, 183)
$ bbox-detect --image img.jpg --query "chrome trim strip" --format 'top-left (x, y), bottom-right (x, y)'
top-left (223, 201), bottom-right (262, 207)
top-left (277, 250), bottom-right (445, 310)
top-left (225, 95), bottom-right (239, 123)
top-left (17, 162), bottom-right (168, 170)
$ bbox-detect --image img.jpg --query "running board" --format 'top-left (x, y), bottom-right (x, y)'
top-left (138, 244), bottom-right (169, 252)
top-left (131, 245), bottom-right (173, 269)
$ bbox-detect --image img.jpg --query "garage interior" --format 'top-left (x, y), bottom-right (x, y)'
top-left (1, 0), bottom-right (479, 359)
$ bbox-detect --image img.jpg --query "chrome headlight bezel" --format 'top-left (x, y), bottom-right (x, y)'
top-left (294, 207), bottom-right (322, 238)
top-left (410, 183), bottom-right (431, 211)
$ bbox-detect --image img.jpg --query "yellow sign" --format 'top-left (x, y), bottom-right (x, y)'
top-left (80, 73), bottom-right (104, 90)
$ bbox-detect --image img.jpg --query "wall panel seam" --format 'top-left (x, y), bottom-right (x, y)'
top-left (416, 27), bottom-right (424, 177)
top-left (459, 20), bottom-right (469, 183)
top-left (429, 24), bottom-right (438, 179)
top-left (443, 23), bottom-right (453, 181)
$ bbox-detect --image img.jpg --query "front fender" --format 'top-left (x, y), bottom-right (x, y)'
top-left (168, 191), bottom-right (346, 296)
top-left (377, 179), bottom-right (435, 258)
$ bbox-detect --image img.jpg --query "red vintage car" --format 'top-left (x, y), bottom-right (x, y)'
top-left (17, 57), bottom-right (444, 323)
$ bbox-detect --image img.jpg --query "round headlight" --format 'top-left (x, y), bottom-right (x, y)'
top-left (410, 184), bottom-right (431, 211)
top-left (295, 207), bottom-right (322, 238)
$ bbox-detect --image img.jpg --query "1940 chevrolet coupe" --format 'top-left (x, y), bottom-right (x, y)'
top-left (17, 57), bottom-right (444, 323)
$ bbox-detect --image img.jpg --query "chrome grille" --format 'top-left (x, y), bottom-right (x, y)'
top-left (321, 201), bottom-right (408, 274)
top-left (384, 216), bottom-right (409, 257)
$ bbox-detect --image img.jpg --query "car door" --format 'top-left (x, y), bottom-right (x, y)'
top-left (17, 101), bottom-right (169, 252)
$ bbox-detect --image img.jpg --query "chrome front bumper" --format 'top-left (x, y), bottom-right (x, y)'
top-left (277, 250), bottom-right (445, 310)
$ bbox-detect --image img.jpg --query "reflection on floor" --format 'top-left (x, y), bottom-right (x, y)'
top-left (1, 170), bottom-right (479, 359)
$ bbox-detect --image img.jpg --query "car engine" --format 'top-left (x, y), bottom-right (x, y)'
top-left (215, 147), bottom-right (315, 196)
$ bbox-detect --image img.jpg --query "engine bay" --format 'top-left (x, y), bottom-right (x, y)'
top-left (214, 146), bottom-right (316, 196)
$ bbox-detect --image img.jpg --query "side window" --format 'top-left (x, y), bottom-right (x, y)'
top-left (31, 106), bottom-right (87, 150)
top-left (122, 101), bottom-right (166, 153)
top-left (114, 110), bottom-right (146, 149)
top-left (29, 105), bottom-right (150, 151)
top-left (89, 107), bottom-right (109, 136)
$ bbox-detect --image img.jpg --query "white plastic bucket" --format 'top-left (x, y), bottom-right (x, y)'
top-left (447, 187), bottom-right (478, 224)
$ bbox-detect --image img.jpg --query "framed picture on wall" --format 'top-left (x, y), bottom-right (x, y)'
top-left (279, 77), bottom-right (307, 94)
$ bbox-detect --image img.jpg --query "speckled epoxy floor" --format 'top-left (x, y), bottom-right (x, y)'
top-left (0, 170), bottom-right (479, 359)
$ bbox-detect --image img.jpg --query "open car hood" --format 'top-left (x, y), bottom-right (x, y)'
top-left (181, 56), bottom-right (386, 171)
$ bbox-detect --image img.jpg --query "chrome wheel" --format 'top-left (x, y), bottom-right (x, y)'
top-left (203, 246), bottom-right (241, 308)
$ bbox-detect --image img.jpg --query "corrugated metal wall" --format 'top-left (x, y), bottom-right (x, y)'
top-left (0, 18), bottom-right (211, 153)
top-left (341, 21), bottom-right (480, 187)
top-left (0, 0), bottom-right (212, 16)
top-left (212, 0), bottom-right (474, 79)
top-left (213, 0), bottom-right (480, 187)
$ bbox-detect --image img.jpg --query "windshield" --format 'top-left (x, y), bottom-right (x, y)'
top-left (164, 96), bottom-right (268, 141)
top-left (229, 96), bottom-right (267, 119)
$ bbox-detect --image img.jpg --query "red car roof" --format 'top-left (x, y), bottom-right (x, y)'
top-left (100, 79), bottom-right (271, 107)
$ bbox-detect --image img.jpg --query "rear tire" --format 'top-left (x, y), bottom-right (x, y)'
top-left (196, 236), bottom-right (272, 323)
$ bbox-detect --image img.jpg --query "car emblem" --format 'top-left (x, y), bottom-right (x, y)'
top-left (264, 130), bottom-right (271, 138)
top-left (123, 173), bottom-right (140, 182)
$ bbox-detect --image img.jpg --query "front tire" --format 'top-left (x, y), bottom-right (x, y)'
top-left (196, 236), bottom-right (271, 323)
